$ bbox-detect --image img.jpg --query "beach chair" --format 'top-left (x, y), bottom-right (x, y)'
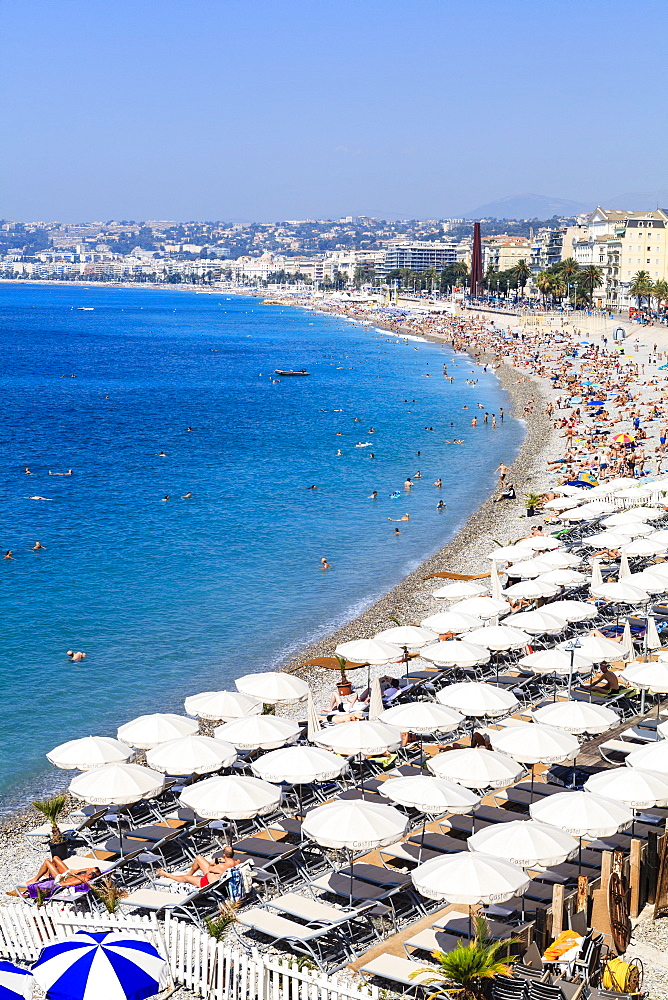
top-left (265, 892), bottom-right (377, 953)
top-left (403, 928), bottom-right (461, 958)
top-left (491, 974), bottom-right (527, 1000)
top-left (360, 954), bottom-right (438, 994)
top-left (236, 907), bottom-right (350, 971)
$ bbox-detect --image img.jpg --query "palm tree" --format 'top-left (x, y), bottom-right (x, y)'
top-left (560, 258), bottom-right (580, 307)
top-left (550, 275), bottom-right (567, 305)
top-left (535, 271), bottom-right (552, 306)
top-left (512, 259), bottom-right (531, 298)
top-left (653, 279), bottom-right (668, 317)
top-left (33, 795), bottom-right (67, 844)
top-left (579, 265), bottom-right (603, 306)
top-left (410, 916), bottom-right (515, 1000)
top-left (628, 270), bottom-right (654, 311)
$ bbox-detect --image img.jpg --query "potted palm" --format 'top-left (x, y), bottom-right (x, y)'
top-left (33, 795), bottom-right (69, 860)
top-left (334, 655), bottom-right (353, 697)
top-left (410, 916), bottom-right (516, 1000)
top-left (523, 491), bottom-right (545, 518)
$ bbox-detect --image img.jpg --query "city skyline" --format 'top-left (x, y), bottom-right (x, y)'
top-left (2, 0), bottom-right (668, 221)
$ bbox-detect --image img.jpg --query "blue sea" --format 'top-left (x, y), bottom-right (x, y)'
top-left (0, 284), bottom-right (523, 808)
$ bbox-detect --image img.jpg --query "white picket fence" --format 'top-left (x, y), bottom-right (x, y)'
top-left (0, 905), bottom-right (379, 1000)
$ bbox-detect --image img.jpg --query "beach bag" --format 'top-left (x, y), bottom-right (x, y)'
top-left (227, 866), bottom-right (244, 902)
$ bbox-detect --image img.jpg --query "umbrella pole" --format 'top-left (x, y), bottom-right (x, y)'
top-left (641, 688), bottom-right (646, 715)
top-left (530, 765), bottom-right (535, 803)
top-left (349, 848), bottom-right (354, 908)
top-left (578, 837), bottom-right (582, 876)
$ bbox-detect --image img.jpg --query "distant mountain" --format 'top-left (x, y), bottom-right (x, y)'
top-left (602, 191), bottom-right (668, 211)
top-left (464, 193), bottom-right (592, 221)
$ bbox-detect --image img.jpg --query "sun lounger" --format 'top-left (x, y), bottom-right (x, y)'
top-left (406, 832), bottom-right (463, 852)
top-left (116, 887), bottom-right (194, 913)
top-left (434, 913), bottom-right (520, 940)
top-left (237, 907), bottom-right (349, 970)
top-left (404, 928), bottom-right (461, 956)
top-left (379, 842), bottom-right (443, 865)
top-left (267, 892), bottom-right (361, 927)
top-left (360, 954), bottom-right (437, 991)
top-left (598, 740), bottom-right (637, 764)
top-left (335, 863), bottom-right (413, 888)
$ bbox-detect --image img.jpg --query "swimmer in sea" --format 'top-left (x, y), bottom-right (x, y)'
top-left (182, 492), bottom-right (192, 499)
top-left (337, 449), bottom-right (342, 456)
top-left (67, 650), bottom-right (86, 661)
top-left (24, 468), bottom-right (32, 474)
top-left (186, 427), bottom-right (192, 431)
top-left (404, 478), bottom-right (413, 489)
top-left (434, 479), bottom-right (442, 488)
top-left (4, 550), bottom-right (13, 559)
top-left (390, 491), bottom-right (400, 499)
top-left (33, 542), bottom-right (44, 550)
top-left (394, 527), bottom-right (401, 535)
top-left (158, 452), bottom-right (167, 457)
top-left (162, 495), bottom-right (170, 501)
top-left (308, 485), bottom-right (317, 489)
top-left (388, 514), bottom-right (410, 522)
top-left (28, 496), bottom-right (53, 501)
top-left (437, 500), bottom-right (445, 510)
top-left (321, 557), bottom-right (330, 569)
top-left (414, 471), bottom-right (422, 479)
top-left (368, 491), bottom-right (378, 499)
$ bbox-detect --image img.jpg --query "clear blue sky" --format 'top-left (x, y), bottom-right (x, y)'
top-left (2, 0), bottom-right (667, 222)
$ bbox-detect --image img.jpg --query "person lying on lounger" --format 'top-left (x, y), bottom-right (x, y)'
top-left (26, 856), bottom-right (101, 887)
top-left (157, 846), bottom-right (239, 887)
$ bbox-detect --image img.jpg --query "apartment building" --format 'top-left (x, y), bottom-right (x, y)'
top-left (376, 240), bottom-right (458, 278)
top-left (483, 236), bottom-right (531, 273)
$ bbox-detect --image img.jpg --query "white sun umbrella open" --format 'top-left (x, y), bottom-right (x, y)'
top-left (533, 700), bottom-right (619, 735)
top-left (585, 768), bottom-right (668, 810)
top-left (468, 820), bottom-right (578, 869)
top-left (432, 581), bottom-right (487, 600)
top-left (537, 569), bottom-right (588, 588)
top-left (436, 682), bottom-right (518, 718)
top-left (581, 531), bottom-right (631, 549)
top-left (379, 701), bottom-right (464, 735)
top-left (604, 511), bottom-right (652, 527)
top-left (515, 536), bottom-right (562, 552)
top-left (382, 776), bottom-right (480, 860)
top-left (604, 521), bottom-right (654, 539)
top-left (591, 581), bottom-right (649, 604)
top-left (626, 741), bottom-right (668, 771)
top-left (251, 745), bottom-right (348, 784)
top-left (530, 791), bottom-right (632, 841)
top-left (448, 597), bottom-right (512, 619)
top-left (69, 762), bottom-right (164, 805)
top-left (335, 638), bottom-right (403, 665)
top-left (428, 747), bottom-right (525, 790)
top-left (421, 639), bottom-right (490, 667)
top-left (421, 610), bottom-right (484, 633)
top-left (649, 530), bottom-right (668, 545)
top-left (621, 660), bottom-right (668, 716)
top-left (505, 558), bottom-right (554, 579)
top-left (538, 551), bottom-right (582, 569)
top-left (303, 798), bottom-right (408, 852)
top-left (411, 852), bottom-right (529, 908)
top-left (503, 610), bottom-right (567, 635)
top-left (625, 507), bottom-right (664, 521)
top-left (374, 626), bottom-right (438, 647)
top-left (213, 715), bottom-right (301, 750)
top-left (543, 496), bottom-right (585, 511)
top-left (489, 723), bottom-right (579, 764)
top-left (146, 735), bottom-right (237, 775)
top-left (464, 625), bottom-right (531, 651)
top-left (184, 690), bottom-right (262, 721)
top-left (573, 501), bottom-right (618, 518)
top-left (519, 647), bottom-right (595, 676)
top-left (547, 600), bottom-right (598, 623)
top-left (313, 719), bottom-right (402, 756)
top-left (564, 634), bottom-right (625, 662)
top-left (47, 736), bottom-right (132, 771)
top-left (117, 713), bottom-right (198, 750)
top-left (235, 672), bottom-right (309, 705)
top-left (503, 580), bottom-right (559, 600)
top-left (180, 774), bottom-right (281, 820)
top-left (623, 538), bottom-right (668, 557)
top-left (487, 545), bottom-right (533, 563)
top-left (626, 571), bottom-right (668, 594)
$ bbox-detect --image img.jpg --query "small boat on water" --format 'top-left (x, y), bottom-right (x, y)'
top-left (274, 369), bottom-right (309, 376)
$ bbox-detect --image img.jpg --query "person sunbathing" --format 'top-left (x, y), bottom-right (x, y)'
top-left (157, 846), bottom-right (239, 887)
top-left (26, 856), bottom-right (101, 887)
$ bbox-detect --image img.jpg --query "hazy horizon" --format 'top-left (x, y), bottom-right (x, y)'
top-left (2, 0), bottom-right (667, 221)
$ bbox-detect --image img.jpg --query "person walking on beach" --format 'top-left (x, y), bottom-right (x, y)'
top-left (495, 462), bottom-right (510, 483)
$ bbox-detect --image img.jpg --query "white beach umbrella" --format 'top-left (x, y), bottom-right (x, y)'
top-left (626, 571), bottom-right (668, 594)
top-left (503, 580), bottom-right (559, 600)
top-left (543, 496), bottom-right (585, 511)
top-left (555, 484), bottom-right (592, 496)
top-left (490, 567), bottom-right (504, 601)
top-left (604, 511), bottom-right (652, 527)
top-left (647, 615), bottom-right (662, 650)
top-left (539, 551), bottom-right (582, 569)
top-left (536, 569), bottom-right (587, 587)
top-left (428, 747), bottom-right (524, 789)
top-left (368, 676), bottom-right (384, 721)
top-left (117, 713), bottom-right (198, 750)
top-left (432, 581), bottom-right (487, 600)
top-left (380, 776), bottom-right (480, 815)
top-left (582, 531), bottom-right (631, 549)
top-left (515, 536), bottom-right (562, 552)
top-left (146, 735), bottom-right (237, 775)
top-left (184, 690), bottom-right (262, 721)
top-left (530, 791), bottom-right (632, 838)
top-left (619, 622), bottom-right (634, 661)
top-left (421, 639), bottom-right (490, 667)
top-left (505, 558), bottom-right (553, 579)
top-left (563, 508), bottom-right (607, 523)
top-left (421, 611), bottom-right (484, 633)
top-left (436, 682), bottom-right (518, 718)
top-left (379, 701), bottom-right (464, 735)
top-left (603, 520), bottom-right (654, 539)
top-left (626, 741), bottom-right (668, 770)
top-left (489, 723), bottom-right (579, 764)
top-left (464, 625), bottom-right (531, 651)
top-left (532, 700), bottom-right (619, 734)
top-left (235, 671), bottom-right (309, 704)
top-left (468, 820), bottom-right (578, 869)
top-left (564, 634), bottom-right (624, 661)
top-left (411, 852), bottom-right (529, 904)
top-left (69, 763), bottom-right (164, 805)
top-left (313, 719), bottom-right (402, 755)
top-left (449, 597), bottom-right (512, 619)
top-left (374, 626), bottom-right (438, 647)
top-left (626, 507), bottom-right (664, 521)
top-left (572, 501), bottom-right (618, 518)
top-left (592, 581), bottom-right (649, 604)
top-left (519, 648), bottom-right (595, 676)
top-left (46, 736), bottom-right (132, 771)
top-left (547, 600), bottom-right (598, 623)
top-left (180, 775), bottom-right (281, 820)
top-left (302, 799), bottom-right (407, 850)
top-left (213, 715), bottom-right (300, 750)
top-left (585, 768), bottom-right (668, 809)
top-left (307, 689), bottom-right (322, 743)
top-left (621, 660), bottom-right (668, 693)
top-left (251, 745), bottom-right (347, 784)
top-left (618, 550), bottom-right (631, 579)
top-left (639, 559), bottom-right (668, 579)
top-left (335, 638), bottom-right (403, 664)
top-left (487, 546), bottom-right (533, 563)
top-left (590, 558), bottom-right (604, 588)
top-left (503, 610), bottom-right (567, 635)
top-left (649, 530), bottom-right (668, 545)
top-left (623, 538), bottom-right (668, 557)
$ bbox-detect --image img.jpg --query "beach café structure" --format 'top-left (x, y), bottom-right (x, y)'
top-left (6, 480), bottom-right (668, 998)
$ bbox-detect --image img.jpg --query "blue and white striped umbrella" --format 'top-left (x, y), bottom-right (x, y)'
top-left (32, 931), bottom-right (166, 1000)
top-left (0, 961), bottom-right (33, 1000)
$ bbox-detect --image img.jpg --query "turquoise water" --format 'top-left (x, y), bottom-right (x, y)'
top-left (0, 284), bottom-right (523, 807)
